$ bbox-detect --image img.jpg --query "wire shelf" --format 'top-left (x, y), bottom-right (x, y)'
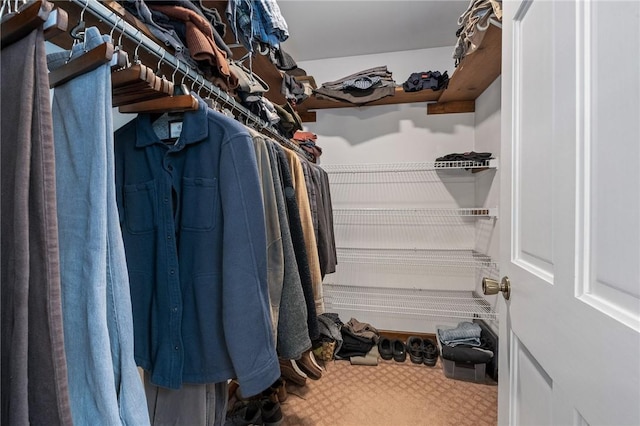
top-left (333, 207), bottom-right (498, 218)
top-left (323, 285), bottom-right (497, 321)
top-left (322, 160), bottom-right (498, 174)
top-left (335, 248), bottom-right (498, 268)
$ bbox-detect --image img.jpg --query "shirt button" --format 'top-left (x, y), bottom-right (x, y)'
top-left (167, 234), bottom-right (172, 240)
top-left (164, 197), bottom-right (169, 203)
top-left (174, 345), bottom-right (179, 351)
top-left (172, 307), bottom-right (178, 313)
top-left (170, 269), bottom-right (175, 275)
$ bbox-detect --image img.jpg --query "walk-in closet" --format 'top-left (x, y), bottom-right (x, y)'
top-left (2, 1), bottom-right (639, 425)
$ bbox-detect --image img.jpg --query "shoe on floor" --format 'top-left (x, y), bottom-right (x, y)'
top-left (406, 336), bottom-right (424, 364)
top-left (392, 339), bottom-right (407, 362)
top-left (262, 378), bottom-right (287, 404)
top-left (423, 338), bottom-right (439, 367)
top-left (279, 358), bottom-right (307, 387)
top-left (294, 350), bottom-right (322, 380)
top-left (225, 400), bottom-right (262, 426)
top-left (260, 398), bottom-right (283, 426)
top-left (378, 336), bottom-right (393, 360)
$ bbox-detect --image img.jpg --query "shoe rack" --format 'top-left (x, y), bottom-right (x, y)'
top-left (322, 160), bottom-right (499, 333)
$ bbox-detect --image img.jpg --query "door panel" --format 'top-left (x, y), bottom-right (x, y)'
top-left (500, 1), bottom-right (640, 425)
top-left (513, 0), bottom-right (554, 280)
top-left (575, 0), bottom-right (640, 327)
top-left (510, 334), bottom-right (553, 426)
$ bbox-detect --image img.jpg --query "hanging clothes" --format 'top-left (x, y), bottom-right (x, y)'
top-left (271, 143), bottom-right (320, 341)
top-left (1, 20), bottom-right (73, 426)
top-left (281, 148), bottom-right (325, 314)
top-left (304, 160), bottom-right (338, 278)
top-left (252, 133), bottom-right (311, 359)
top-left (143, 371), bottom-right (228, 426)
top-left (249, 129), bottom-right (285, 341)
top-left (114, 97), bottom-right (280, 396)
top-left (47, 27), bottom-right (150, 425)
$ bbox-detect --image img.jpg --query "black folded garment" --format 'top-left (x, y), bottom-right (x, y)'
top-left (441, 344), bottom-right (493, 364)
top-left (435, 152), bottom-right (493, 170)
top-left (336, 326), bottom-right (375, 359)
top-left (402, 70), bottom-right (449, 92)
top-left (436, 151), bottom-right (493, 163)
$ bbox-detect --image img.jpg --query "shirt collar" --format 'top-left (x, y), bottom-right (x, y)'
top-left (135, 96), bottom-right (209, 148)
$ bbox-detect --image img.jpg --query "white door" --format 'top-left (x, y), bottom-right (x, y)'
top-left (499, 1), bottom-right (640, 425)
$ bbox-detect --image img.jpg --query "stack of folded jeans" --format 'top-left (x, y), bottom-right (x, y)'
top-left (314, 66), bottom-right (396, 106)
top-left (438, 322), bottom-right (494, 364)
top-left (226, 0), bottom-right (289, 53)
top-left (438, 321), bottom-right (482, 347)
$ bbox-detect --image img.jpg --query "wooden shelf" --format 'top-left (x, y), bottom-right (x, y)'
top-left (299, 22), bottom-right (502, 120)
top-left (49, 2), bottom-right (500, 119)
top-left (432, 23), bottom-right (502, 108)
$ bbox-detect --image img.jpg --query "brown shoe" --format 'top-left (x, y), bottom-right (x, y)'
top-left (262, 378), bottom-right (288, 403)
top-left (279, 358), bottom-right (307, 387)
top-left (295, 350), bottom-right (323, 380)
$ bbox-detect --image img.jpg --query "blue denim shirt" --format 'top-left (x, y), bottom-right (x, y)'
top-left (114, 99), bottom-right (279, 395)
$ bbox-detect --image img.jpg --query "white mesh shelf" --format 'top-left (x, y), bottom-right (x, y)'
top-left (333, 207), bottom-right (498, 219)
top-left (323, 284), bottom-right (497, 321)
top-left (335, 248), bottom-right (498, 269)
top-left (322, 160), bottom-right (498, 174)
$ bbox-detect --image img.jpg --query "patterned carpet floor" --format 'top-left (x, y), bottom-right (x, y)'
top-left (280, 357), bottom-right (497, 426)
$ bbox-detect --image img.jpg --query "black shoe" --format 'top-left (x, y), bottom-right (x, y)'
top-left (260, 398), bottom-right (283, 426)
top-left (378, 336), bottom-right (393, 360)
top-left (392, 339), bottom-right (407, 362)
top-left (423, 338), bottom-right (439, 367)
top-left (406, 336), bottom-right (424, 364)
top-left (225, 400), bottom-right (262, 426)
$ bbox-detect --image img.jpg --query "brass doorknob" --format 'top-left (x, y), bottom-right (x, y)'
top-left (482, 276), bottom-right (511, 300)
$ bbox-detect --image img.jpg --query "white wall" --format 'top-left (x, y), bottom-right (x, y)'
top-left (299, 47), bottom-right (475, 166)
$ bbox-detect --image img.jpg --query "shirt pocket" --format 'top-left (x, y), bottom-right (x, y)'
top-left (124, 180), bottom-right (157, 234)
top-left (181, 177), bottom-right (218, 232)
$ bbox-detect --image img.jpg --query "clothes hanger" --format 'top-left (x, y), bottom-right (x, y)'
top-left (118, 53), bottom-right (198, 114)
top-left (48, 2), bottom-right (114, 88)
top-left (43, 6), bottom-right (68, 41)
top-left (109, 16), bottom-right (129, 71)
top-left (0, 0), bottom-right (53, 48)
top-left (112, 45), bottom-right (171, 106)
top-left (202, 81), bottom-right (219, 110)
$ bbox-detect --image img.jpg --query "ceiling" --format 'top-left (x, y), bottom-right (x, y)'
top-left (276, 1), bottom-right (470, 62)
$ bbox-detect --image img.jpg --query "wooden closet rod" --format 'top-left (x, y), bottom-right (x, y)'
top-left (63, 0), bottom-right (312, 161)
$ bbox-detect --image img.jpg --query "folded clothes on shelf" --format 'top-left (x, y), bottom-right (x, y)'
top-left (402, 70), bottom-right (449, 92)
top-left (435, 151), bottom-right (493, 163)
top-left (314, 65), bottom-right (396, 105)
